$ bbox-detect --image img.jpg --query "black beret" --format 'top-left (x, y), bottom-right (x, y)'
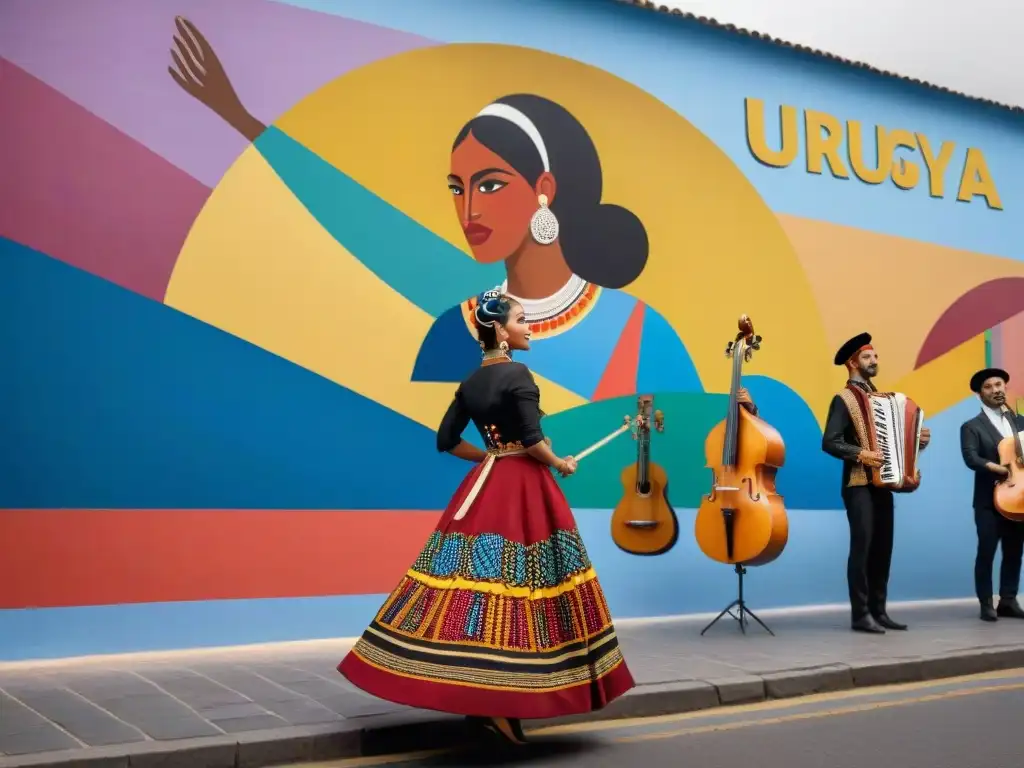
top-left (834, 332), bottom-right (872, 366)
top-left (970, 367), bottom-right (1009, 393)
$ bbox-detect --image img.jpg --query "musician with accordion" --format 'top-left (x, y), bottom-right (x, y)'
top-left (822, 333), bottom-right (930, 635)
top-left (959, 367), bottom-right (1024, 622)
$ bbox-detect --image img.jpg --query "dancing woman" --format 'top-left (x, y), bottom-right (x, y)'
top-left (338, 290), bottom-right (635, 744)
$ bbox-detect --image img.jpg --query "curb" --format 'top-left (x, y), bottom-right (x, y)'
top-left (5, 645), bottom-right (1024, 768)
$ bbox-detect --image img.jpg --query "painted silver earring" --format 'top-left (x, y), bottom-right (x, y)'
top-left (530, 194), bottom-right (559, 245)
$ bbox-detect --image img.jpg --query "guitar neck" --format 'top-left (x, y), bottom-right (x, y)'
top-left (637, 431), bottom-right (650, 485)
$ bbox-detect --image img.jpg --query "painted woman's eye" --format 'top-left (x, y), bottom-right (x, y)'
top-left (448, 184), bottom-right (464, 196)
top-left (477, 179), bottom-right (507, 194)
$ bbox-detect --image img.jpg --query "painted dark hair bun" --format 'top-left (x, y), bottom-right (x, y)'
top-left (560, 203), bottom-right (649, 289)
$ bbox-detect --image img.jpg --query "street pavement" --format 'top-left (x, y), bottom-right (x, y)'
top-left (2, 600), bottom-right (1024, 767)
top-left (333, 668), bottom-right (1024, 768)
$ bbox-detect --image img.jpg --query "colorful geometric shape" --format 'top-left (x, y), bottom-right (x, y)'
top-left (916, 278), bottom-right (1024, 368)
top-left (0, 58), bottom-right (209, 301)
top-left (592, 299), bottom-right (645, 401)
top-left (0, 508), bottom-right (440, 609)
top-left (0, 236), bottom-right (466, 510)
top-left (0, 0), bottom-right (436, 186)
top-left (266, 43), bottom-right (831, 421)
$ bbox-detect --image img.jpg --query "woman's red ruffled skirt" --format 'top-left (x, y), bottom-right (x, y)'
top-left (338, 455), bottom-right (634, 720)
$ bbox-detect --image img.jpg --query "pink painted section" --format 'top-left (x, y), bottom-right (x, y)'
top-left (0, 0), bottom-right (435, 187)
top-left (0, 59), bottom-right (210, 301)
top-left (999, 311), bottom-right (1024, 403)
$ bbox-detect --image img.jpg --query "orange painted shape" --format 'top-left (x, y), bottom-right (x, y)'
top-left (592, 301), bottom-right (645, 401)
top-left (0, 509), bottom-right (440, 609)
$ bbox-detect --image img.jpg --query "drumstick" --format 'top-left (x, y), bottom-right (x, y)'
top-left (573, 416), bottom-right (633, 463)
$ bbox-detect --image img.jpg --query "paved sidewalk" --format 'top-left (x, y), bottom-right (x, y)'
top-left (2, 600), bottom-right (1024, 767)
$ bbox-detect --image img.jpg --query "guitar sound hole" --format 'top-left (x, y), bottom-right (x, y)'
top-left (636, 481), bottom-right (652, 495)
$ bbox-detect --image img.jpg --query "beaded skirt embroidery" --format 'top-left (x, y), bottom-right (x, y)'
top-left (338, 455), bottom-right (634, 719)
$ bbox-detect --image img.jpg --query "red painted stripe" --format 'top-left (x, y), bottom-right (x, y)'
top-left (592, 301), bottom-right (645, 401)
top-left (0, 58), bottom-right (210, 302)
top-left (916, 277), bottom-right (1024, 368)
top-left (0, 510), bottom-right (441, 609)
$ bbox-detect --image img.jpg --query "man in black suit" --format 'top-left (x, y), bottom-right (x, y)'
top-left (822, 332), bottom-right (930, 634)
top-left (960, 367), bottom-right (1024, 622)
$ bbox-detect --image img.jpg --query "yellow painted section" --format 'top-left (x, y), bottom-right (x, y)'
top-left (272, 43), bottom-right (832, 421)
top-left (166, 148), bottom-right (584, 428)
top-left (881, 334), bottom-right (986, 417)
top-left (778, 214), bottom-right (1024, 383)
top-left (165, 43), bottom-right (1023, 436)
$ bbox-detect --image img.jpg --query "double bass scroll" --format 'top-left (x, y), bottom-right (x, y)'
top-left (694, 315), bottom-right (789, 566)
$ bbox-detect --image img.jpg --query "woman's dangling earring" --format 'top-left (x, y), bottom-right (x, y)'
top-left (499, 340), bottom-right (510, 356)
top-left (530, 194), bottom-right (559, 245)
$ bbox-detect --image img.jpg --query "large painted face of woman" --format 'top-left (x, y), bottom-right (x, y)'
top-left (448, 133), bottom-right (551, 264)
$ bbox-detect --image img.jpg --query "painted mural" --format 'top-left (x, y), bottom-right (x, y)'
top-left (2, 0), bottom-right (1024, 660)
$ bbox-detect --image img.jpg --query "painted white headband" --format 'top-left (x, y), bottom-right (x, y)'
top-left (476, 103), bottom-right (550, 173)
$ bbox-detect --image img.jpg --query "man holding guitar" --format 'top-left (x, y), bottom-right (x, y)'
top-left (822, 333), bottom-right (931, 635)
top-left (959, 368), bottom-right (1024, 622)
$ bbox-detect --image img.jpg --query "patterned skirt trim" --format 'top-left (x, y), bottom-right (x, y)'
top-left (349, 622), bottom-right (625, 693)
top-left (402, 566), bottom-right (598, 600)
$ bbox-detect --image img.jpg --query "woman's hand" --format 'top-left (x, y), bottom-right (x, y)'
top-left (557, 456), bottom-right (577, 477)
top-left (167, 16), bottom-right (267, 142)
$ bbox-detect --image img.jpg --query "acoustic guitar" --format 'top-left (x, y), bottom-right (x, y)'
top-left (610, 395), bottom-right (678, 556)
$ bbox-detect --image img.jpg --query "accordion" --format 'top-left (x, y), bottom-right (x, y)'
top-left (863, 392), bottom-right (925, 492)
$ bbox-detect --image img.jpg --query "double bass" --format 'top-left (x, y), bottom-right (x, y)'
top-left (994, 404), bottom-right (1024, 522)
top-left (610, 395), bottom-right (678, 556)
top-left (694, 315), bottom-right (788, 566)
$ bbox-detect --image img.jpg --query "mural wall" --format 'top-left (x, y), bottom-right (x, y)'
top-left (2, 0), bottom-right (1023, 660)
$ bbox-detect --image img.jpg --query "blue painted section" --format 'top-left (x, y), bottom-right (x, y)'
top-left (411, 304), bottom-right (481, 382)
top-left (276, 0), bottom-right (1024, 260)
top-left (253, 126), bottom-right (504, 317)
top-left (413, 289), bottom-right (684, 401)
top-left (0, 594), bottom-right (390, 661)
top-left (0, 238), bottom-right (467, 509)
top-left (636, 304), bottom-right (703, 394)
top-left (517, 288), bottom-right (638, 398)
top-left (741, 375), bottom-right (838, 510)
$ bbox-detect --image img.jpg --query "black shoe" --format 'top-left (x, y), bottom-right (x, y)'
top-left (996, 598), bottom-right (1024, 619)
top-left (477, 717), bottom-right (527, 745)
top-left (852, 614), bottom-right (885, 634)
top-left (873, 613), bottom-right (907, 630)
top-left (980, 600), bottom-right (998, 622)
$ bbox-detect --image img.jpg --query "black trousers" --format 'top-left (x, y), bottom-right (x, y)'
top-left (842, 485), bottom-right (894, 620)
top-left (974, 505), bottom-right (1024, 603)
